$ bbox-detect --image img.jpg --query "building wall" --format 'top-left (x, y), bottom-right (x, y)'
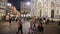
top-left (31, 0), bottom-right (37, 17)
top-left (31, 0), bottom-right (60, 18)
top-left (0, 0), bottom-right (7, 7)
top-left (0, 0), bottom-right (7, 19)
top-left (20, 1), bottom-right (30, 14)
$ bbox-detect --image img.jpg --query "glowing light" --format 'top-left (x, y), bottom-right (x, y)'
top-left (7, 3), bottom-right (12, 7)
top-left (26, 2), bottom-right (30, 5)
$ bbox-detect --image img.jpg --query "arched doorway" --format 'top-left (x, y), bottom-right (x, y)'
top-left (51, 10), bottom-right (54, 18)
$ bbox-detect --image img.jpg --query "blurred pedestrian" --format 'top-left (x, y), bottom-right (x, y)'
top-left (43, 17), bottom-right (46, 20)
top-left (28, 28), bottom-right (35, 34)
top-left (30, 17), bottom-right (33, 28)
top-left (51, 19), bottom-right (54, 23)
top-left (58, 21), bottom-right (60, 26)
top-left (37, 22), bottom-right (44, 34)
top-left (46, 18), bottom-right (49, 25)
top-left (16, 18), bottom-right (23, 34)
top-left (9, 17), bottom-right (11, 23)
top-left (37, 17), bottom-right (40, 21)
top-left (40, 18), bottom-right (42, 21)
top-left (30, 17), bottom-right (37, 29)
top-left (33, 16), bottom-right (37, 28)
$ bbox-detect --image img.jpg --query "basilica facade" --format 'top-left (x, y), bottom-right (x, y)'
top-left (31, 0), bottom-right (60, 18)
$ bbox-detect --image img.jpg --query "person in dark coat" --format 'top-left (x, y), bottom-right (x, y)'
top-left (46, 18), bottom-right (49, 25)
top-left (43, 17), bottom-right (46, 20)
top-left (59, 21), bottom-right (60, 26)
top-left (16, 18), bottom-right (23, 34)
top-left (9, 17), bottom-right (11, 23)
top-left (37, 22), bottom-right (44, 34)
top-left (51, 19), bottom-right (54, 23)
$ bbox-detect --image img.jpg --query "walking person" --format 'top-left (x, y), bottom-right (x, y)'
top-left (33, 16), bottom-right (37, 28)
top-left (58, 21), bottom-right (60, 26)
top-left (9, 17), bottom-right (11, 23)
top-left (43, 17), bottom-right (46, 24)
top-left (29, 17), bottom-right (37, 34)
top-left (43, 17), bottom-right (46, 20)
top-left (37, 22), bottom-right (44, 34)
top-left (16, 18), bottom-right (23, 34)
top-left (51, 19), bottom-right (54, 23)
top-left (30, 17), bottom-right (33, 29)
top-left (30, 17), bottom-right (37, 29)
top-left (46, 18), bottom-right (49, 25)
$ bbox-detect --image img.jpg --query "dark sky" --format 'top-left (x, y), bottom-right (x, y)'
top-left (8, 0), bottom-right (30, 11)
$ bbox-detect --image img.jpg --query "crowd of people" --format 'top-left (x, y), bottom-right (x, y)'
top-left (12, 16), bottom-right (52, 34)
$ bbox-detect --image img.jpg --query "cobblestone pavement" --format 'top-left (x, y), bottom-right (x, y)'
top-left (0, 21), bottom-right (60, 34)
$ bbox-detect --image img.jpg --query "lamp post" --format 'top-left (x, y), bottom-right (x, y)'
top-left (23, 2), bottom-right (30, 21)
top-left (6, 3), bottom-right (12, 22)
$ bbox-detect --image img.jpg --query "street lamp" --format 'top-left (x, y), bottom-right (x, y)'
top-left (6, 3), bottom-right (12, 14)
top-left (7, 3), bottom-right (12, 7)
top-left (26, 2), bottom-right (30, 6)
top-left (23, 2), bottom-right (30, 21)
top-left (6, 3), bottom-right (12, 21)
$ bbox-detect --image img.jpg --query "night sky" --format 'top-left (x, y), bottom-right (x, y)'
top-left (8, 0), bottom-right (30, 11)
